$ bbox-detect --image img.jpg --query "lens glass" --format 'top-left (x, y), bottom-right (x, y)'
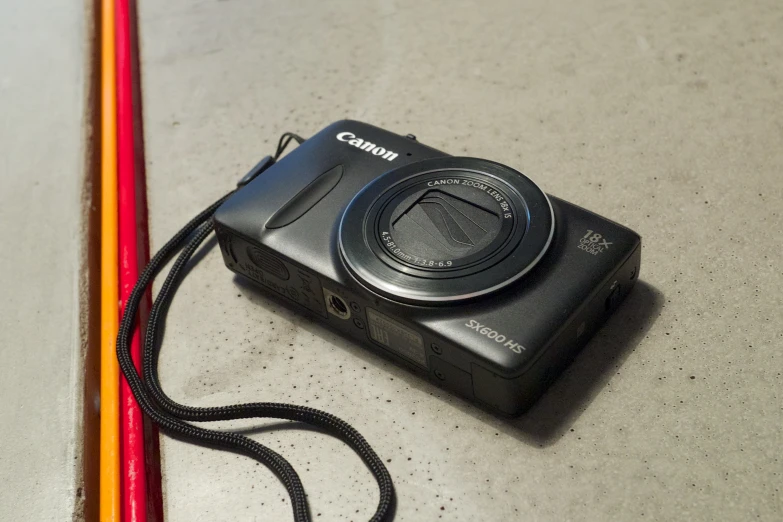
top-left (376, 172), bottom-right (519, 271)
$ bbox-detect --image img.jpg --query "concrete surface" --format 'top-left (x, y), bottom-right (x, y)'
top-left (0, 1), bottom-right (92, 521)
top-left (139, 1), bottom-right (782, 520)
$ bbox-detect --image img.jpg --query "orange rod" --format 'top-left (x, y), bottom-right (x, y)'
top-left (99, 0), bottom-right (121, 519)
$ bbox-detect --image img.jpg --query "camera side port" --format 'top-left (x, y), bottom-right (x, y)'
top-left (605, 283), bottom-right (622, 311)
top-left (324, 289), bottom-right (351, 320)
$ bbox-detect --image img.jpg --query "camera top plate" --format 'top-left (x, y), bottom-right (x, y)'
top-left (339, 157), bottom-right (554, 304)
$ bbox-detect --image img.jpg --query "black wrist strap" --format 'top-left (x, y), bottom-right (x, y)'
top-left (116, 134), bottom-right (395, 522)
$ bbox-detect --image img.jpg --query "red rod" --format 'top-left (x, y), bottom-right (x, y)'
top-left (117, 0), bottom-right (148, 519)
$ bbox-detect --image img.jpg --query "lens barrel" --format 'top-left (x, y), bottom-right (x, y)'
top-left (339, 157), bottom-right (554, 304)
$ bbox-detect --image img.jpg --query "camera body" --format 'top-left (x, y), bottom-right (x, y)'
top-left (214, 121), bottom-right (641, 415)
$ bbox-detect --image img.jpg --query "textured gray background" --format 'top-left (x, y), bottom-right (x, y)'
top-left (138, 1), bottom-right (781, 521)
top-left (0, 1), bottom-right (89, 520)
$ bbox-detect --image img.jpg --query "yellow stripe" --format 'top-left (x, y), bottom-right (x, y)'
top-left (99, 0), bottom-right (120, 519)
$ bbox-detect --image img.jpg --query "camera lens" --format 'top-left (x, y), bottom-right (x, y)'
top-left (377, 173), bottom-right (517, 272)
top-left (339, 157), bottom-right (554, 304)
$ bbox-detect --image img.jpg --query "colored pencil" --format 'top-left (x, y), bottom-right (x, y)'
top-left (116, 0), bottom-right (148, 519)
top-left (99, 0), bottom-right (121, 519)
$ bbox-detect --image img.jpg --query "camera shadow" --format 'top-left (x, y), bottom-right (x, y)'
top-left (232, 269), bottom-right (663, 448)
top-left (501, 280), bottom-right (663, 446)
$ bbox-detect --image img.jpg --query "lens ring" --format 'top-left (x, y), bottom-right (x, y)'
top-left (339, 157), bottom-right (554, 304)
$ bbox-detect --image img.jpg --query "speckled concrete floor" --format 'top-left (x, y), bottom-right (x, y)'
top-left (0, 2), bottom-right (90, 520)
top-left (139, 1), bottom-right (782, 520)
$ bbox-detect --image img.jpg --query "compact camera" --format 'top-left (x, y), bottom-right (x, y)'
top-left (214, 121), bottom-right (641, 415)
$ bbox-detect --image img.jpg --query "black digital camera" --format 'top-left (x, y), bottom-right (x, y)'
top-left (214, 121), bottom-right (641, 415)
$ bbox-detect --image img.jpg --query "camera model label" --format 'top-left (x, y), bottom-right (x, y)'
top-left (426, 178), bottom-right (513, 219)
top-left (577, 230), bottom-right (613, 256)
top-left (366, 308), bottom-right (427, 368)
top-left (464, 320), bottom-right (525, 354)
